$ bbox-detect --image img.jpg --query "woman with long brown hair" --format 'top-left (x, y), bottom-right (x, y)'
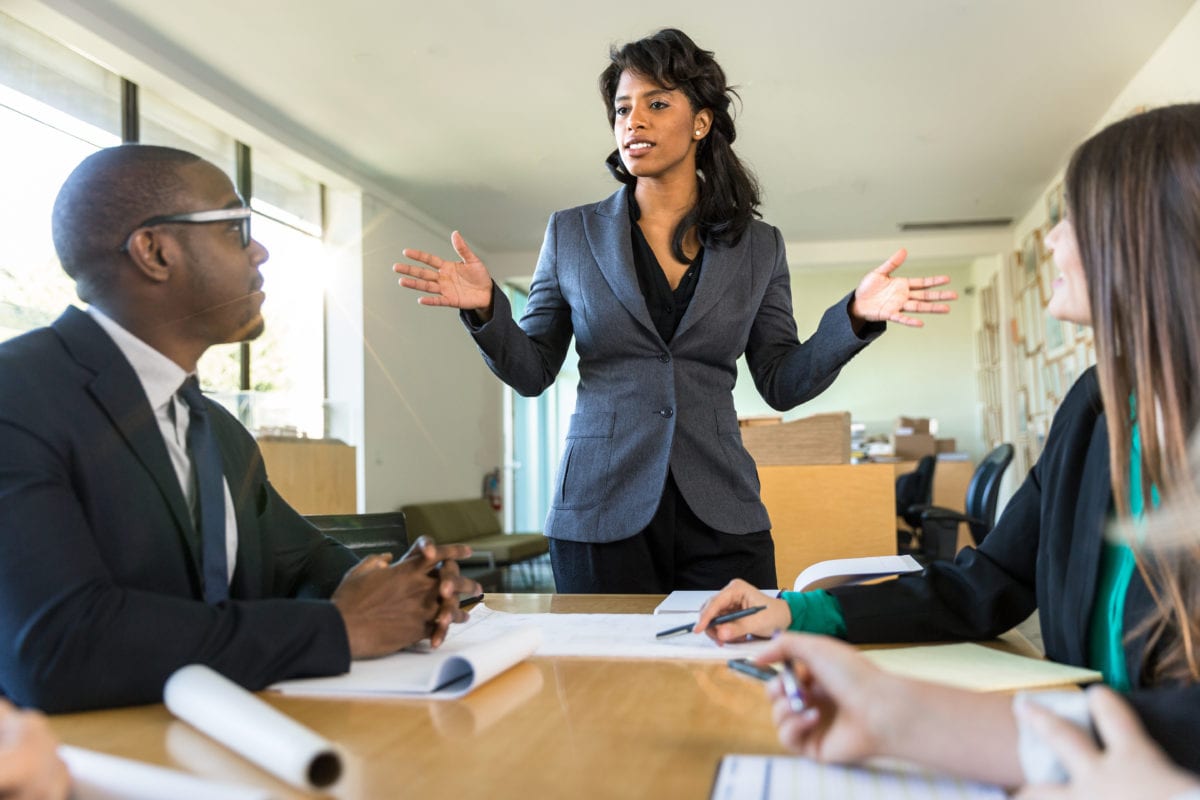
top-left (695, 103), bottom-right (1200, 782)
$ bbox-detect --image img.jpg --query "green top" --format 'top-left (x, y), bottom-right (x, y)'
top-left (1086, 422), bottom-right (1157, 691)
top-left (780, 589), bottom-right (847, 637)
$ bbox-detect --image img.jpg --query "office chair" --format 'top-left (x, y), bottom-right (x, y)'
top-left (305, 512), bottom-right (408, 559)
top-left (904, 444), bottom-right (1015, 563)
top-left (895, 454), bottom-right (936, 551)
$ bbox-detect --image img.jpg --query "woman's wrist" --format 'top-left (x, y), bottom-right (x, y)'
top-left (863, 671), bottom-right (920, 760)
top-left (768, 597), bottom-right (793, 632)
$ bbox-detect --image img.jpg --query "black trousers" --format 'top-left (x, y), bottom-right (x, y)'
top-left (549, 471), bottom-right (776, 593)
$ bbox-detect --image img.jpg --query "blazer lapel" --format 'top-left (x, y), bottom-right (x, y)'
top-left (672, 235), bottom-right (749, 341)
top-left (53, 308), bottom-right (204, 572)
top-left (583, 189), bottom-right (659, 340)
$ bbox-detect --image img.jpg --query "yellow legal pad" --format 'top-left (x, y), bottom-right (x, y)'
top-left (862, 642), bottom-right (1102, 692)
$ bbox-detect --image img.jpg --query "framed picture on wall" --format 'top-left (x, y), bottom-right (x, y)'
top-left (1009, 250), bottom-right (1025, 297)
top-left (1024, 289), bottom-right (1043, 353)
top-left (1045, 311), bottom-right (1073, 359)
top-left (1038, 256), bottom-right (1056, 305)
top-left (1047, 182), bottom-right (1064, 226)
top-left (1022, 233), bottom-right (1040, 285)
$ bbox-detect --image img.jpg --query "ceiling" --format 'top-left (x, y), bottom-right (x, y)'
top-left (30, 0), bottom-right (1199, 252)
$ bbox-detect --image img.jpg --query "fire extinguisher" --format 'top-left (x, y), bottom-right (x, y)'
top-left (482, 468), bottom-right (502, 511)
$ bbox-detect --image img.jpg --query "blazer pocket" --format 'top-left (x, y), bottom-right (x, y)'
top-left (715, 408), bottom-right (761, 502)
top-left (552, 412), bottom-right (615, 511)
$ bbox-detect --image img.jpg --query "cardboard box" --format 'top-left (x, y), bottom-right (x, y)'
top-left (892, 432), bottom-right (937, 460)
top-left (935, 438), bottom-right (957, 454)
top-left (896, 416), bottom-right (932, 435)
top-left (738, 415), bottom-right (783, 428)
top-left (741, 412), bottom-right (851, 465)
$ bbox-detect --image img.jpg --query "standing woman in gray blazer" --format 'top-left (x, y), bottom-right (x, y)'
top-left (395, 28), bottom-right (955, 593)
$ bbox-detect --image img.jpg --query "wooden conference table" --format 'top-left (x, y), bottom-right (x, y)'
top-left (48, 594), bottom-right (1040, 799)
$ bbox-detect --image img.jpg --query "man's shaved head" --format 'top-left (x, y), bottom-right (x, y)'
top-left (51, 145), bottom-right (202, 302)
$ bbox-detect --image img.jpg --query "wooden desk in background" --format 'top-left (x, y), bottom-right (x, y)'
top-left (47, 595), bottom-right (1044, 800)
top-left (257, 437), bottom-right (356, 515)
top-left (759, 463), bottom-right (896, 590)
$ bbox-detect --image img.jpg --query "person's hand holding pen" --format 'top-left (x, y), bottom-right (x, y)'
top-left (693, 579), bottom-right (792, 642)
top-left (754, 633), bottom-right (903, 765)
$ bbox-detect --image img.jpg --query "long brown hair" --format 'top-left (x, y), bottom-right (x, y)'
top-left (1068, 103), bottom-right (1200, 681)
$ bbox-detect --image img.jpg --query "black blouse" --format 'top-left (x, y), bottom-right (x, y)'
top-left (627, 189), bottom-right (703, 343)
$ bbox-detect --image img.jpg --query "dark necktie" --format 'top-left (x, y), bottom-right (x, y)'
top-left (178, 376), bottom-right (229, 604)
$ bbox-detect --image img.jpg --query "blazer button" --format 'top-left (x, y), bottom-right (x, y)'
top-left (659, 408), bottom-right (674, 418)
top-left (658, 353), bottom-right (671, 363)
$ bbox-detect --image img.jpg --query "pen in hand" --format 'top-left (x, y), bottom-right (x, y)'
top-left (779, 658), bottom-right (807, 713)
top-left (458, 593), bottom-right (485, 610)
top-left (655, 605), bottom-right (767, 639)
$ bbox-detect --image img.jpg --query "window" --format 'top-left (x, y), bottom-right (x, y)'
top-left (0, 12), bottom-right (120, 341)
top-left (504, 283), bottom-right (577, 532)
top-left (1, 12), bottom-right (337, 439)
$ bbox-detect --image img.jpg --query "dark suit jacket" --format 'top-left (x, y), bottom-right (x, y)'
top-left (833, 367), bottom-right (1200, 771)
top-left (0, 308), bottom-right (359, 712)
top-left (468, 188), bottom-right (880, 543)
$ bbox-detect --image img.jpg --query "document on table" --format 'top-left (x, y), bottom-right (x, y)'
top-left (711, 755), bottom-right (1005, 800)
top-left (653, 589), bottom-right (778, 614)
top-left (62, 746), bottom-right (272, 800)
top-left (862, 642), bottom-right (1102, 692)
top-left (441, 605), bottom-right (775, 660)
top-left (272, 623), bottom-right (542, 699)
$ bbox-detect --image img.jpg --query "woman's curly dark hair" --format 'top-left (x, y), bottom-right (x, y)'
top-left (600, 28), bottom-right (761, 261)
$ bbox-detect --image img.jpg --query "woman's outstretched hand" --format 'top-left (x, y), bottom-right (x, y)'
top-left (395, 231), bottom-right (496, 319)
top-left (851, 248), bottom-right (957, 328)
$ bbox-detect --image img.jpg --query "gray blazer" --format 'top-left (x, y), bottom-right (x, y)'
top-left (467, 189), bottom-right (880, 543)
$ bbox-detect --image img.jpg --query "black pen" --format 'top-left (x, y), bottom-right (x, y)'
top-left (654, 605), bottom-right (767, 639)
top-left (458, 593), bottom-right (485, 610)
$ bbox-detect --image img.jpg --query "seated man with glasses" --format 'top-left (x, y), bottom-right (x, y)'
top-left (0, 144), bottom-right (481, 713)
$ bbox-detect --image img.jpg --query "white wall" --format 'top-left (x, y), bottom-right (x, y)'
top-left (731, 262), bottom-right (985, 460)
top-left (356, 197), bottom-right (504, 511)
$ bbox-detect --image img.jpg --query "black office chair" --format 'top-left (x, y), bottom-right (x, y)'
top-left (895, 455), bottom-right (936, 551)
top-left (306, 512), bottom-right (408, 559)
top-left (905, 444), bottom-right (1015, 563)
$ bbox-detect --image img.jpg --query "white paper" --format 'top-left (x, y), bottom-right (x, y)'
top-left (272, 623), bottom-right (542, 699)
top-left (435, 605), bottom-right (776, 660)
top-left (653, 590), bottom-right (777, 615)
top-left (711, 755), bottom-right (1005, 800)
top-left (794, 555), bottom-right (922, 591)
top-left (654, 590), bottom-right (717, 614)
top-left (164, 664), bottom-right (342, 791)
top-left (61, 745), bottom-right (271, 800)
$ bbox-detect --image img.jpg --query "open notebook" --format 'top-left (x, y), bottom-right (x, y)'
top-left (271, 624), bottom-right (541, 699)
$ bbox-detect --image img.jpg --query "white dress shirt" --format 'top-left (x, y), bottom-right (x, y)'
top-left (87, 307), bottom-right (238, 583)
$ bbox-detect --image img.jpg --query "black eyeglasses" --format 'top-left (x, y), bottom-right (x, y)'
top-left (119, 207), bottom-right (252, 253)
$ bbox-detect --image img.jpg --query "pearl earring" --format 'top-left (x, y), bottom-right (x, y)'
top-left (695, 131), bottom-right (702, 137)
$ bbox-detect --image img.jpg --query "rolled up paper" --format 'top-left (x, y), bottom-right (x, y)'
top-left (164, 664), bottom-right (342, 791)
top-left (61, 745), bottom-right (271, 800)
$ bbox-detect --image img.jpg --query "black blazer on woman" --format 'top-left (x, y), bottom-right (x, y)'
top-left (832, 367), bottom-right (1200, 770)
